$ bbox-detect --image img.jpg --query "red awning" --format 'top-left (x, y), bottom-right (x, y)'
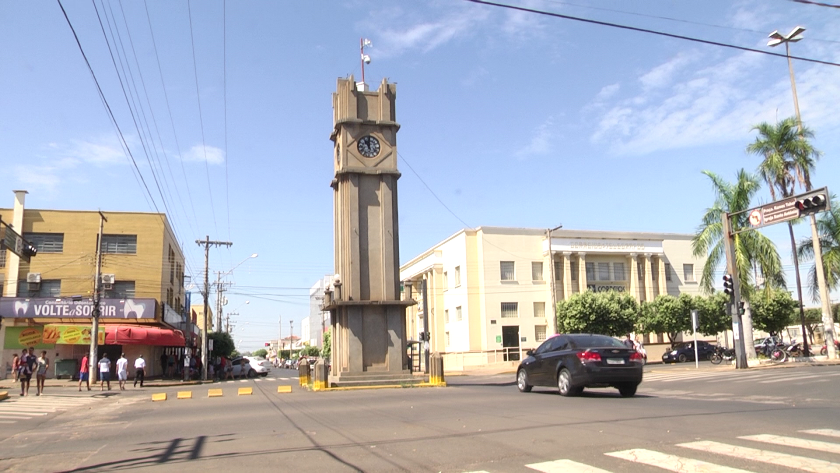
top-left (105, 326), bottom-right (185, 346)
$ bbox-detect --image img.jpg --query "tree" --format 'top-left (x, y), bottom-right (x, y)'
top-left (751, 289), bottom-right (798, 336)
top-left (692, 170), bottom-right (786, 299)
top-left (695, 292), bottom-right (731, 337)
top-left (209, 331), bottom-right (235, 358)
top-left (797, 200), bottom-right (840, 301)
top-left (302, 346), bottom-right (320, 357)
top-left (252, 348), bottom-right (268, 358)
top-left (639, 294), bottom-right (693, 346)
top-left (322, 328), bottom-right (332, 361)
top-left (556, 291), bottom-right (638, 337)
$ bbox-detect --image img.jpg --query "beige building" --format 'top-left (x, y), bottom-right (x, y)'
top-left (1, 192), bottom-right (189, 378)
top-left (400, 227), bottom-right (707, 369)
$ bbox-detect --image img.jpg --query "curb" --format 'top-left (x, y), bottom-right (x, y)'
top-left (0, 390), bottom-right (8, 401)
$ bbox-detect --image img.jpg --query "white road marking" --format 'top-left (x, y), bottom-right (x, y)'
top-left (678, 440), bottom-right (840, 473)
top-left (605, 448), bottom-right (752, 473)
top-left (527, 459), bottom-right (613, 472)
top-left (741, 434), bottom-right (840, 454)
top-left (801, 429), bottom-right (840, 439)
top-left (759, 374), bottom-right (824, 384)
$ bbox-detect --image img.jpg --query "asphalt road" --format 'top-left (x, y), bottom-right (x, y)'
top-left (1, 364), bottom-right (838, 472)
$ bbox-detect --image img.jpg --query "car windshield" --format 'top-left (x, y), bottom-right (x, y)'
top-left (569, 335), bottom-right (626, 349)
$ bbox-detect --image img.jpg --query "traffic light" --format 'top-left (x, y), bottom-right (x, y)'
top-left (723, 274), bottom-right (734, 296)
top-left (795, 193), bottom-right (828, 216)
top-left (418, 332), bottom-right (427, 342)
top-left (264, 342), bottom-right (270, 347)
top-left (738, 301), bottom-right (745, 315)
top-left (22, 243), bottom-right (37, 258)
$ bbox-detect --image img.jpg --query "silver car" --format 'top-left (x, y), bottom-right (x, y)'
top-left (243, 356), bottom-right (271, 377)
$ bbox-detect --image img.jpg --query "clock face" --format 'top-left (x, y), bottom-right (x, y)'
top-left (357, 135), bottom-right (380, 158)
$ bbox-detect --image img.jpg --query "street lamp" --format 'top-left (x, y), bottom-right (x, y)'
top-left (546, 224), bottom-right (563, 336)
top-left (768, 27), bottom-right (837, 359)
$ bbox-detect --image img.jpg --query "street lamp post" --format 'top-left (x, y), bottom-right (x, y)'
top-left (768, 27), bottom-right (837, 359)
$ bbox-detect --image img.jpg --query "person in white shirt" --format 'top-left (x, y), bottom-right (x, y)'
top-left (99, 354), bottom-right (111, 391)
top-left (116, 353), bottom-right (129, 391)
top-left (134, 355), bottom-right (146, 387)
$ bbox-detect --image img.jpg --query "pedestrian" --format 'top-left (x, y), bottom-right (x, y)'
top-left (11, 353), bottom-right (20, 383)
top-left (224, 356), bottom-right (234, 381)
top-left (622, 334), bottom-right (634, 349)
top-left (99, 354), bottom-right (111, 391)
top-left (79, 353), bottom-right (90, 391)
top-left (160, 352), bottom-right (168, 378)
top-left (36, 350), bottom-right (49, 396)
top-left (183, 352), bottom-right (190, 381)
top-left (167, 352), bottom-right (176, 379)
top-left (18, 349), bottom-right (32, 396)
top-left (134, 355), bottom-right (146, 387)
top-left (116, 353), bottom-right (128, 391)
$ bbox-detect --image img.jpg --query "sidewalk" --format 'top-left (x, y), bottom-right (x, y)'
top-left (0, 376), bottom-right (249, 391)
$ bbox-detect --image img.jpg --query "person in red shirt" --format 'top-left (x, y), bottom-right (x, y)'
top-left (78, 354), bottom-right (90, 391)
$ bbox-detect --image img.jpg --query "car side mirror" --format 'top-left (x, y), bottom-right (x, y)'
top-left (526, 350), bottom-right (534, 356)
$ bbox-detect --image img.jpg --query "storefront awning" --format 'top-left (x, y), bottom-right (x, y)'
top-left (105, 326), bottom-right (185, 346)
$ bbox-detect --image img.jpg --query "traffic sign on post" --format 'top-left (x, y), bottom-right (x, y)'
top-left (0, 219), bottom-right (37, 263)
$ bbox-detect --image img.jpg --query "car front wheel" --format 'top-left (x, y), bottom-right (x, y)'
top-left (517, 369), bottom-right (532, 393)
top-left (557, 369), bottom-right (581, 396)
top-left (677, 353), bottom-right (688, 363)
top-left (248, 369), bottom-right (257, 378)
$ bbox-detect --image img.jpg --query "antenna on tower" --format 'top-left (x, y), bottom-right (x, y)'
top-left (359, 37), bottom-right (372, 91)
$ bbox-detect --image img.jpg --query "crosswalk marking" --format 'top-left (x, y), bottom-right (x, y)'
top-left (605, 448), bottom-right (753, 473)
top-left (527, 459), bottom-right (612, 473)
top-left (678, 440), bottom-right (840, 473)
top-left (758, 374), bottom-right (824, 384)
top-left (801, 429), bottom-right (840, 439)
top-left (741, 434), bottom-right (840, 454)
top-left (0, 395), bottom-right (99, 425)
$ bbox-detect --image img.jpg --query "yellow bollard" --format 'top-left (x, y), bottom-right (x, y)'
top-left (238, 387), bottom-right (253, 396)
top-left (152, 393), bottom-right (167, 402)
top-left (177, 391), bottom-right (192, 399)
top-left (277, 385), bottom-right (292, 393)
top-left (208, 388), bottom-right (224, 397)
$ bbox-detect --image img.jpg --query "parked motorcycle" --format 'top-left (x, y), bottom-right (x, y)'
top-left (784, 339), bottom-right (805, 358)
top-left (755, 337), bottom-right (787, 362)
top-left (819, 339), bottom-right (840, 356)
top-left (709, 345), bottom-right (735, 364)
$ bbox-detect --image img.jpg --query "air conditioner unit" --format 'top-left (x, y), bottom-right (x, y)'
top-left (101, 274), bottom-right (115, 290)
top-left (27, 273), bottom-right (41, 284)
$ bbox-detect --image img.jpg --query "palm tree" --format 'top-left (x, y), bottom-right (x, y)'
top-left (798, 200), bottom-right (840, 301)
top-left (692, 169), bottom-right (785, 300)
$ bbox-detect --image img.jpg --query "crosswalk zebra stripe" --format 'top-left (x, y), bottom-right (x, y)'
top-left (605, 448), bottom-right (752, 473)
top-left (740, 434), bottom-right (840, 454)
top-left (800, 429), bottom-right (840, 439)
top-left (759, 374), bottom-right (824, 384)
top-left (678, 440), bottom-right (840, 473)
top-left (526, 459), bottom-right (613, 472)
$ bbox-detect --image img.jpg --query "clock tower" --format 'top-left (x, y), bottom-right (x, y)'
top-left (326, 76), bottom-right (416, 386)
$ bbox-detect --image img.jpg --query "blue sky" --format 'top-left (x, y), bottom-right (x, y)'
top-left (2, 0), bottom-right (838, 351)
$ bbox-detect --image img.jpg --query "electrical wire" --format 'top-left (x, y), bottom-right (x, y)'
top-left (464, 0), bottom-right (840, 68)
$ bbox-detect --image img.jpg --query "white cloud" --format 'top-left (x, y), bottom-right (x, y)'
top-left (182, 145), bottom-right (225, 165)
top-left (516, 116), bottom-right (556, 159)
top-left (375, 13), bottom-right (482, 58)
top-left (639, 51), bottom-right (699, 90)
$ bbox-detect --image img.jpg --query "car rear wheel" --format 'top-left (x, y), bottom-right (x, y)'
top-left (260, 372), bottom-right (269, 377)
top-left (617, 383), bottom-right (637, 397)
top-left (517, 369), bottom-right (532, 393)
top-left (557, 369), bottom-right (581, 396)
top-left (677, 353), bottom-right (688, 363)
top-left (248, 369), bottom-right (257, 378)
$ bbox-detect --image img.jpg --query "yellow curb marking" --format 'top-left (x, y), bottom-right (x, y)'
top-left (238, 387), bottom-right (253, 396)
top-left (177, 391), bottom-right (192, 399)
top-left (208, 388), bottom-right (224, 397)
top-left (277, 385), bottom-right (292, 393)
top-left (151, 393), bottom-right (167, 402)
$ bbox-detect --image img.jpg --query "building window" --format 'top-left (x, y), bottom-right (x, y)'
top-left (570, 262), bottom-right (577, 281)
top-left (0, 248), bottom-right (5, 268)
top-left (598, 263), bottom-right (610, 281)
top-left (169, 246), bottom-right (175, 283)
top-left (101, 235), bottom-right (137, 254)
top-left (445, 331), bottom-right (450, 347)
top-left (535, 325), bottom-right (547, 342)
top-left (665, 263), bottom-right (672, 281)
top-left (684, 264), bottom-right (695, 282)
top-left (443, 271), bottom-right (448, 290)
top-left (585, 262), bottom-right (595, 281)
top-left (652, 264), bottom-right (657, 280)
top-left (614, 262), bottom-right (625, 281)
top-left (18, 279), bottom-right (61, 297)
top-left (554, 261), bottom-right (561, 280)
top-left (532, 262), bottom-right (543, 281)
top-left (456, 306), bottom-right (462, 321)
top-left (501, 302), bottom-right (518, 318)
top-left (454, 266), bottom-right (461, 287)
top-left (500, 261), bottom-right (515, 281)
top-left (105, 281), bottom-right (136, 299)
top-left (444, 309), bottom-right (449, 323)
top-left (638, 262), bottom-right (645, 281)
top-left (533, 302), bottom-right (545, 318)
top-left (24, 233), bottom-right (64, 253)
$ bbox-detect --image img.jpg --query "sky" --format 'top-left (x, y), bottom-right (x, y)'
top-left (1, 0), bottom-right (839, 352)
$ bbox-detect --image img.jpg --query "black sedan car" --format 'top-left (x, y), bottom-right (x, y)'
top-left (660, 340), bottom-right (716, 363)
top-left (516, 334), bottom-right (644, 397)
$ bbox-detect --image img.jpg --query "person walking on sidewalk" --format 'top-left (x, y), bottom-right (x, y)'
top-left (18, 349), bottom-right (32, 396)
top-left (11, 353), bottom-right (20, 384)
top-left (116, 353), bottom-right (128, 391)
top-left (99, 354), bottom-right (111, 391)
top-left (134, 355), bottom-right (146, 387)
top-left (35, 351), bottom-right (49, 396)
top-left (183, 352), bottom-right (190, 381)
top-left (79, 354), bottom-right (90, 391)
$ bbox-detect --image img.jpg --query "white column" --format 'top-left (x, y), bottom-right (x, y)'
top-left (643, 253), bottom-right (654, 302)
top-left (562, 252), bottom-right (572, 300)
top-left (658, 257), bottom-right (667, 296)
top-left (628, 253), bottom-right (638, 302)
top-left (578, 253), bottom-right (587, 293)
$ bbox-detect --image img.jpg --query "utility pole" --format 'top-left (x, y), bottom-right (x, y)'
top-left (225, 312), bottom-right (238, 333)
top-left (722, 213), bottom-right (748, 369)
top-left (290, 320), bottom-right (293, 357)
top-left (278, 315), bottom-right (282, 355)
top-left (89, 211), bottom-right (107, 383)
top-left (195, 236), bottom-right (233, 381)
top-left (214, 271), bottom-right (233, 337)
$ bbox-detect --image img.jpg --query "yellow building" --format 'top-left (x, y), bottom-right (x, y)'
top-left (1, 191), bottom-right (189, 378)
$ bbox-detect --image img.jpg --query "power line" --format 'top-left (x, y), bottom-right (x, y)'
top-left (464, 0), bottom-right (840, 68)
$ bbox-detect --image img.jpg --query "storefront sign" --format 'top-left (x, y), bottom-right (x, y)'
top-left (550, 238), bottom-right (663, 254)
top-left (586, 285), bottom-right (626, 293)
top-left (0, 298), bottom-right (156, 319)
top-left (3, 325), bottom-right (104, 349)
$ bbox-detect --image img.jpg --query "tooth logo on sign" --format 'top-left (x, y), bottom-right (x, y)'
top-left (14, 301), bottom-right (29, 317)
top-left (124, 299), bottom-right (146, 319)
